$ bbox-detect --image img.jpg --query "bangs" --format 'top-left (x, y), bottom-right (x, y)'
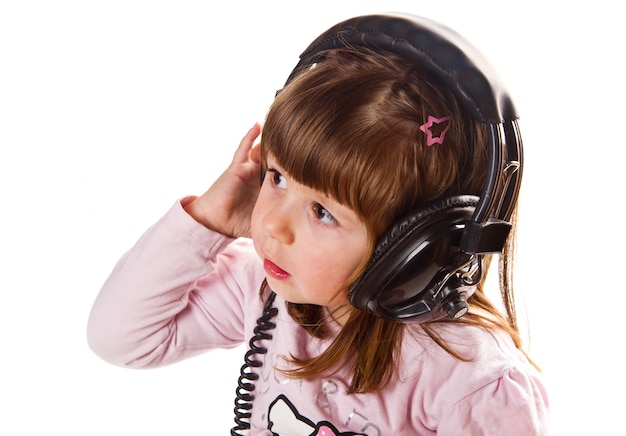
top-left (261, 60), bottom-right (412, 228)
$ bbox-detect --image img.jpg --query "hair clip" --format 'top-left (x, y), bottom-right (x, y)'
top-left (419, 115), bottom-right (451, 146)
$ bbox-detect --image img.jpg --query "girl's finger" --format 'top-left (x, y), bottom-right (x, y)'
top-left (232, 122), bottom-right (262, 164)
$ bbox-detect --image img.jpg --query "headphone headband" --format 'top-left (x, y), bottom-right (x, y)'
top-left (289, 13), bottom-right (516, 124)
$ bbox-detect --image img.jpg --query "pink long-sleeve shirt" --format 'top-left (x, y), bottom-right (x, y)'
top-left (87, 199), bottom-right (549, 435)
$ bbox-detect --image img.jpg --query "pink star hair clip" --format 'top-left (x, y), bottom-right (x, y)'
top-left (419, 115), bottom-right (451, 146)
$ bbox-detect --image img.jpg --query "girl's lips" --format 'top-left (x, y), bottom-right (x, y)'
top-left (264, 258), bottom-right (290, 280)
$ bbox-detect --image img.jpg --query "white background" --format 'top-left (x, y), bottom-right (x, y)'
top-left (1, 1), bottom-right (623, 434)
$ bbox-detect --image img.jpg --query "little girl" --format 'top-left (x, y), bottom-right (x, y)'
top-left (88, 13), bottom-right (549, 435)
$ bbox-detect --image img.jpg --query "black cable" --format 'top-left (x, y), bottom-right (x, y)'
top-left (231, 291), bottom-right (278, 435)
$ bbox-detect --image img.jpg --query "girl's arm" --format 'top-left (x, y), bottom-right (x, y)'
top-left (86, 198), bottom-right (262, 368)
top-left (87, 125), bottom-right (264, 367)
top-left (437, 365), bottom-right (550, 435)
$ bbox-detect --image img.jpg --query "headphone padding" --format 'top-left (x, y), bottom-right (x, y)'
top-left (349, 195), bottom-right (479, 319)
top-left (370, 195), bottom-right (478, 265)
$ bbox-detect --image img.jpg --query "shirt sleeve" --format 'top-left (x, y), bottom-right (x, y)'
top-left (86, 198), bottom-right (263, 368)
top-left (436, 365), bottom-right (550, 435)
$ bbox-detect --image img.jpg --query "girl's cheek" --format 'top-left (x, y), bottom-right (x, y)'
top-left (250, 199), bottom-right (264, 245)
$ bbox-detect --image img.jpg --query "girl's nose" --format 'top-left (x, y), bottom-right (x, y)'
top-left (261, 201), bottom-right (295, 244)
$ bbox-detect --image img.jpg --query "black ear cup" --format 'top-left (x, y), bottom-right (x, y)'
top-left (349, 196), bottom-right (482, 322)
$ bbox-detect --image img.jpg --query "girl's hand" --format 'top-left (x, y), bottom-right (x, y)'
top-left (184, 123), bottom-right (262, 238)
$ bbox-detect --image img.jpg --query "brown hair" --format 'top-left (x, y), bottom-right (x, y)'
top-left (260, 47), bottom-right (530, 393)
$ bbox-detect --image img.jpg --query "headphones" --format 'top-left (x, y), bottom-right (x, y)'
top-left (278, 13), bottom-right (523, 323)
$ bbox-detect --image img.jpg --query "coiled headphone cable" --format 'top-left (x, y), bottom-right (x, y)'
top-left (231, 291), bottom-right (278, 435)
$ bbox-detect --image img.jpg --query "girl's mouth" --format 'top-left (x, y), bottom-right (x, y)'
top-left (264, 258), bottom-right (290, 280)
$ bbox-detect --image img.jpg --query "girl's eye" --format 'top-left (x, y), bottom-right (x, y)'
top-left (313, 203), bottom-right (337, 225)
top-left (268, 169), bottom-right (287, 189)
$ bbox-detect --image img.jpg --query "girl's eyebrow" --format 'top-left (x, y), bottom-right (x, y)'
top-left (265, 154), bottom-right (284, 172)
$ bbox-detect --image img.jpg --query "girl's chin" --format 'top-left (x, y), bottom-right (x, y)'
top-left (268, 282), bottom-right (349, 308)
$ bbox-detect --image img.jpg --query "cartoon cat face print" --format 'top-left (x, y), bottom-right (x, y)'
top-left (268, 395), bottom-right (366, 436)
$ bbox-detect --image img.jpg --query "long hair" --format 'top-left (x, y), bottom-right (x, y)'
top-left (260, 47), bottom-right (529, 393)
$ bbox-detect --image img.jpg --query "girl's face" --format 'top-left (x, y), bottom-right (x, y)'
top-left (251, 153), bottom-right (369, 310)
